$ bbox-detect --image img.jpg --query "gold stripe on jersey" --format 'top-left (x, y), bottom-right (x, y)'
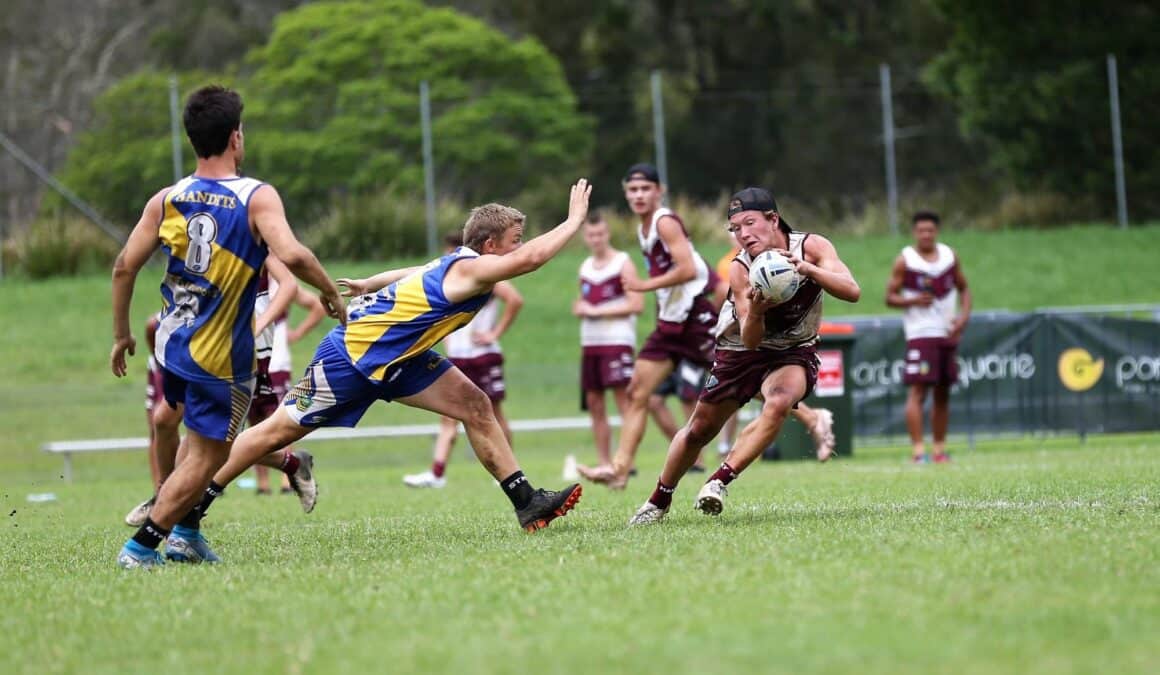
top-left (343, 273), bottom-right (432, 365)
top-left (189, 243), bottom-right (257, 380)
top-left (366, 311), bottom-right (476, 381)
top-left (160, 194), bottom-right (188, 259)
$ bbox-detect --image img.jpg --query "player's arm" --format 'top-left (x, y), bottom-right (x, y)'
top-left (110, 189), bottom-right (165, 377)
top-left (791, 235), bottom-right (861, 303)
top-left (474, 281), bottom-right (524, 345)
top-left (287, 288), bottom-right (328, 343)
top-left (588, 256), bottom-right (645, 318)
top-left (627, 216), bottom-right (697, 292)
top-left (885, 255), bottom-right (929, 308)
top-left (250, 185), bottom-right (346, 324)
top-left (337, 265), bottom-right (425, 296)
top-left (731, 260), bottom-right (777, 350)
top-left (444, 179), bottom-right (591, 300)
top-left (949, 259), bottom-right (972, 339)
top-left (255, 257), bottom-right (298, 337)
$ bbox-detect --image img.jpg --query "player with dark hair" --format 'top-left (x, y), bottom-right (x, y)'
top-left (578, 163), bottom-right (719, 489)
top-left (629, 187), bottom-right (860, 525)
top-left (110, 84), bottom-right (346, 568)
top-left (886, 210), bottom-right (971, 463)
top-left (168, 180), bottom-right (593, 556)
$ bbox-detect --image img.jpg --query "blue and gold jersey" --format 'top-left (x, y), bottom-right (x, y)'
top-left (154, 175), bottom-right (269, 384)
top-left (330, 247), bottom-right (492, 380)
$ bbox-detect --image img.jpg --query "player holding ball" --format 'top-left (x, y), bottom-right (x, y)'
top-left (628, 187), bottom-right (861, 525)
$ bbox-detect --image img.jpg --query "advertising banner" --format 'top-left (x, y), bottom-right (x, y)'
top-left (844, 313), bottom-right (1160, 439)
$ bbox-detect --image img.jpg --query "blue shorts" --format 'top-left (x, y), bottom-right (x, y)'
top-left (283, 338), bottom-right (452, 428)
top-left (161, 368), bottom-right (255, 442)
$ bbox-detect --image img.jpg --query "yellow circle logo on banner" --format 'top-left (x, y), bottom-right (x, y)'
top-left (1058, 348), bottom-right (1104, 392)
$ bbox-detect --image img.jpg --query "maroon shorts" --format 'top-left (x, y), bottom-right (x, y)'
top-left (451, 353), bottom-right (505, 402)
top-left (249, 357), bottom-right (292, 423)
top-left (903, 337), bottom-right (959, 386)
top-left (699, 346), bottom-right (819, 406)
top-left (638, 297), bottom-right (718, 368)
top-left (580, 345), bottom-right (634, 392)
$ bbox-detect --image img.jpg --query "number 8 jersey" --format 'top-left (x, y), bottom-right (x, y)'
top-left (154, 175), bottom-right (269, 384)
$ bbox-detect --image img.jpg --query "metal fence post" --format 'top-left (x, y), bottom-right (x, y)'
top-left (168, 75), bottom-right (183, 183)
top-left (650, 70), bottom-right (669, 195)
top-left (879, 64), bottom-right (899, 236)
top-left (420, 80), bottom-right (437, 256)
top-left (1106, 54), bottom-right (1128, 228)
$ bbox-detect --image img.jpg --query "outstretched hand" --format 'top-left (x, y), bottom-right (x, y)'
top-left (337, 278), bottom-right (370, 297)
top-left (568, 178), bottom-right (592, 224)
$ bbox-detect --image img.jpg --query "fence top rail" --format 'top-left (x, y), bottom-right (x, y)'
top-left (838, 304), bottom-right (1160, 326)
top-left (42, 416), bottom-right (623, 454)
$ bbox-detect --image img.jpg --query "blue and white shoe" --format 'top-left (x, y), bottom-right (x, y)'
top-left (117, 540), bottom-right (165, 569)
top-left (164, 525), bottom-right (221, 564)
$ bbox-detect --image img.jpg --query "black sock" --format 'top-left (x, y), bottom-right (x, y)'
top-left (500, 471), bottom-right (535, 510)
top-left (177, 481), bottom-right (225, 530)
top-left (131, 517), bottom-right (170, 550)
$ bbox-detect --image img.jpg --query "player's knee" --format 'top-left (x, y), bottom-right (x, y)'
top-left (761, 392), bottom-right (794, 421)
top-left (685, 416), bottom-right (718, 447)
top-left (459, 387), bottom-right (495, 428)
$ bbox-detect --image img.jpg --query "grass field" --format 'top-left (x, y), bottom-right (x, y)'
top-left (2, 436), bottom-right (1157, 673)
top-left (1, 223), bottom-right (1159, 673)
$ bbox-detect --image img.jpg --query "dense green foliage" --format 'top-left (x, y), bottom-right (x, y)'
top-left (52, 0), bottom-right (591, 228)
top-left (925, 1), bottom-right (1160, 219)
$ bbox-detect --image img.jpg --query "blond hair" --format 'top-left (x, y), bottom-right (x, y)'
top-left (463, 203), bottom-right (525, 251)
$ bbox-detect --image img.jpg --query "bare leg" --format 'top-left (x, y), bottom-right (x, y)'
top-left (586, 390), bottom-right (612, 465)
top-left (648, 394), bottom-right (680, 441)
top-left (254, 464), bottom-right (271, 493)
top-left (151, 402), bottom-right (183, 487)
top-left (148, 429), bottom-right (234, 528)
top-left (722, 367), bottom-right (808, 474)
top-left (658, 399), bottom-right (739, 487)
top-left (906, 384), bottom-right (928, 459)
top-left (931, 383), bottom-right (951, 457)
top-left (718, 410), bottom-right (739, 456)
top-left (680, 399), bottom-right (709, 469)
top-left (609, 358), bottom-right (673, 477)
top-left (212, 408), bottom-right (313, 488)
top-left (398, 369), bottom-right (519, 480)
top-left (432, 415), bottom-right (459, 465)
top-left (491, 400), bottom-right (513, 447)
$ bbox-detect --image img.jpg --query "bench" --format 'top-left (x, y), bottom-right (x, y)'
top-left (42, 416), bottom-right (620, 482)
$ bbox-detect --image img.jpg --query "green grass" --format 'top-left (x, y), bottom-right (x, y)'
top-left (1, 436), bottom-right (1157, 674)
top-left (2, 223), bottom-right (1159, 476)
top-left (1, 224), bottom-right (1159, 672)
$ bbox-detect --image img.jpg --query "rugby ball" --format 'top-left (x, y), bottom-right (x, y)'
top-left (749, 250), bottom-right (800, 305)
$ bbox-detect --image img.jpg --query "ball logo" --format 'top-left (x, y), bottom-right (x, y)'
top-left (1058, 348), bottom-right (1104, 392)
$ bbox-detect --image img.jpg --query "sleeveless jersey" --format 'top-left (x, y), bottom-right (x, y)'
top-left (715, 232), bottom-right (823, 352)
top-left (900, 243), bottom-right (959, 340)
top-left (154, 175), bottom-right (268, 384)
top-left (330, 246), bottom-right (492, 380)
top-left (444, 296), bottom-right (502, 360)
top-left (638, 208), bottom-right (710, 324)
top-left (579, 251), bottom-right (636, 348)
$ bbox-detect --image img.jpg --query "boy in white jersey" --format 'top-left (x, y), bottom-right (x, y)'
top-left (404, 232), bottom-right (523, 488)
top-left (885, 210), bottom-right (971, 463)
top-left (578, 163), bottom-right (718, 489)
top-left (572, 212), bottom-right (643, 469)
top-left (629, 188), bottom-right (861, 525)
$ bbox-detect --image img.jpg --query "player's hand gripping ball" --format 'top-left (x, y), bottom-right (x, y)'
top-left (749, 250), bottom-right (801, 305)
